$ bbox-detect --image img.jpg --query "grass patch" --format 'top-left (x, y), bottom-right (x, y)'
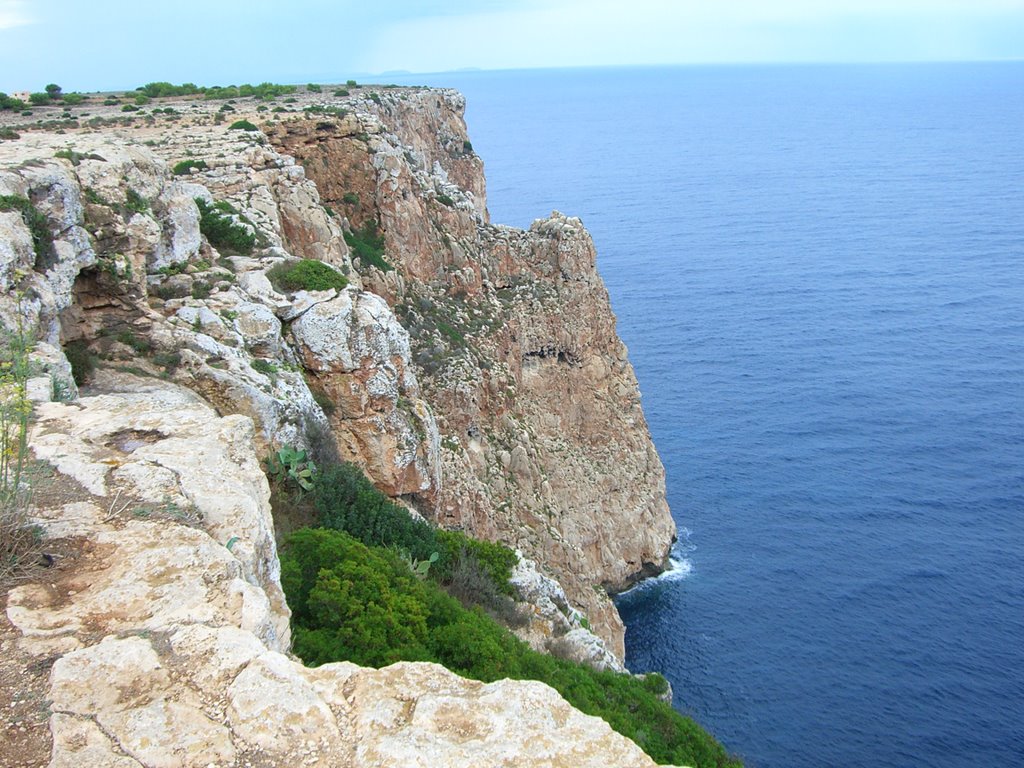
top-left (53, 149), bottom-right (105, 166)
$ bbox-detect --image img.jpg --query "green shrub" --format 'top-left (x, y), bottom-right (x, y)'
top-left (62, 93), bottom-right (84, 106)
top-left (436, 193), bottom-right (454, 207)
top-left (172, 159), bottom-right (208, 175)
top-left (307, 462), bottom-right (517, 602)
top-left (463, 140), bottom-right (473, 153)
top-left (54, 149), bottom-right (104, 166)
top-left (63, 340), bottom-right (94, 386)
top-left (28, 92), bottom-right (50, 106)
top-left (312, 463), bottom-right (439, 562)
top-left (333, 88), bottom-right (350, 97)
top-left (0, 195), bottom-right (50, 257)
top-left (435, 528), bottom-right (517, 597)
top-left (195, 198), bottom-right (256, 254)
top-left (228, 119), bottom-right (259, 132)
top-left (341, 192), bottom-right (359, 206)
top-left (307, 83), bottom-right (322, 93)
top-left (265, 444), bottom-right (317, 491)
top-left (0, 128), bottom-right (20, 141)
top-left (138, 81), bottom-right (202, 98)
top-left (124, 189), bottom-right (149, 214)
top-left (343, 220), bottom-right (392, 272)
top-left (280, 527), bottom-right (741, 768)
top-left (266, 259), bottom-right (347, 293)
top-left (1, 317), bottom-right (42, 587)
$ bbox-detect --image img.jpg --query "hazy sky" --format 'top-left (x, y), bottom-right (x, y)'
top-left (1, 0), bottom-right (1023, 92)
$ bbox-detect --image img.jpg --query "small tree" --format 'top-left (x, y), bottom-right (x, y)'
top-left (44, 83), bottom-right (62, 99)
top-left (28, 93), bottom-right (50, 106)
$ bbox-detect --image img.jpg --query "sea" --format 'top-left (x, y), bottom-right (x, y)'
top-left (388, 64), bottom-right (1024, 767)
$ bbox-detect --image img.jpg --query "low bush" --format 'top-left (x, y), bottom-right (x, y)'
top-left (194, 198), bottom-right (256, 254)
top-left (124, 189), bottom-right (149, 214)
top-left (0, 93), bottom-right (27, 111)
top-left (0, 195), bottom-right (50, 257)
top-left (266, 259), bottom-right (347, 293)
top-left (312, 462), bottom-right (438, 562)
top-left (54, 149), bottom-right (104, 166)
top-left (343, 220), bottom-right (392, 272)
top-left (172, 159), bottom-right (207, 175)
top-left (228, 119), bottom-right (259, 132)
top-left (280, 527), bottom-right (740, 768)
top-left (63, 340), bottom-right (95, 385)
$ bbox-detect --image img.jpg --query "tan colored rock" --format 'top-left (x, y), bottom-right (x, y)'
top-left (3, 378), bottom-right (682, 768)
top-left (48, 714), bottom-right (144, 768)
top-left (269, 95), bottom-right (676, 657)
top-left (291, 288), bottom-right (440, 496)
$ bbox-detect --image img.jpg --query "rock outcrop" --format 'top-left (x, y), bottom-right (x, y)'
top-left (5, 378), bottom-right (679, 768)
top-left (266, 89), bottom-right (676, 656)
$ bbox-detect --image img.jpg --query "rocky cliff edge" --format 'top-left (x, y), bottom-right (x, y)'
top-left (0, 85), bottom-right (680, 766)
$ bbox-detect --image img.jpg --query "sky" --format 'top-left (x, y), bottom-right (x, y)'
top-left (1, 0), bottom-right (1023, 92)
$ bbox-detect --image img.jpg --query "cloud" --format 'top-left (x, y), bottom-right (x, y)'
top-left (360, 0), bottom-right (1024, 72)
top-left (0, 0), bottom-right (31, 30)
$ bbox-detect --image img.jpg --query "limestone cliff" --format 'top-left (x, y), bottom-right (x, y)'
top-left (264, 89), bottom-right (676, 655)
top-left (0, 84), bottom-right (680, 765)
top-left (5, 377), bottom-right (679, 767)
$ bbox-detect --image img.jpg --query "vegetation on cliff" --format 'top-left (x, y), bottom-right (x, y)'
top-left (0, 316), bottom-right (42, 587)
top-left (276, 461), bottom-right (740, 768)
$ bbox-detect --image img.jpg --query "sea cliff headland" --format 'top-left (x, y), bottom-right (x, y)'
top-left (0, 83), bottom-right (733, 767)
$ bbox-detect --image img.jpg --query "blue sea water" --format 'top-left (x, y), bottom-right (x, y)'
top-left (391, 64), bottom-right (1024, 767)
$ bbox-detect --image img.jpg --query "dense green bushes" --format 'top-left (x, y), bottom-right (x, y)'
top-left (136, 81), bottom-right (296, 101)
top-left (172, 159), bottom-right (207, 175)
top-left (270, 459), bottom-right (738, 764)
top-left (313, 462), bottom-right (439, 560)
top-left (310, 462), bottom-right (516, 601)
top-left (195, 198), bottom-right (256, 254)
top-left (228, 119), bottom-right (259, 132)
top-left (266, 259), bottom-right (348, 293)
top-left (280, 527), bottom-right (740, 768)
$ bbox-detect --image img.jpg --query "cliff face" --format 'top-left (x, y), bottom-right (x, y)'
top-left (266, 89), bottom-right (676, 655)
top-left (1, 84), bottom-right (678, 762)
